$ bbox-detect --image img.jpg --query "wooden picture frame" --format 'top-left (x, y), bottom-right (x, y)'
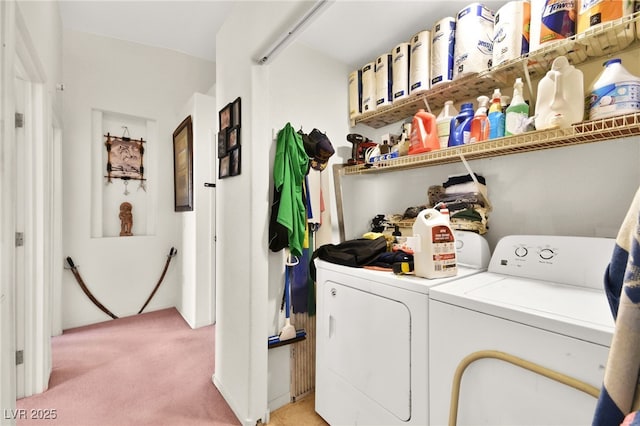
top-left (230, 146), bottom-right (241, 176)
top-left (232, 97), bottom-right (241, 127)
top-left (217, 131), bottom-right (227, 158)
top-left (219, 103), bottom-right (232, 131)
top-left (172, 116), bottom-right (193, 212)
top-left (219, 155), bottom-right (230, 179)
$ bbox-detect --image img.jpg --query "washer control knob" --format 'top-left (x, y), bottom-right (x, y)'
top-left (539, 248), bottom-right (555, 260)
top-left (515, 247), bottom-right (528, 257)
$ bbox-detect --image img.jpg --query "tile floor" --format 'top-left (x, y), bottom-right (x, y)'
top-left (268, 393), bottom-right (328, 425)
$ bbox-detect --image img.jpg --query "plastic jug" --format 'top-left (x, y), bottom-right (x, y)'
top-left (412, 208), bottom-right (457, 279)
top-left (535, 56), bottom-right (584, 130)
top-left (505, 77), bottom-right (529, 135)
top-left (470, 95), bottom-right (490, 142)
top-left (488, 89), bottom-right (505, 139)
top-left (588, 58), bottom-right (640, 120)
top-left (436, 101), bottom-right (458, 149)
top-left (448, 103), bottom-right (474, 146)
top-left (409, 109), bottom-right (440, 154)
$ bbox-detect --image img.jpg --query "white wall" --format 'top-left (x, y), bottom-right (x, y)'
top-left (62, 30), bottom-right (216, 329)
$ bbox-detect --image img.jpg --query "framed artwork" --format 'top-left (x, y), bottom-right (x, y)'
top-left (217, 131), bottom-right (227, 158)
top-left (228, 126), bottom-right (240, 150)
top-left (230, 147), bottom-right (241, 176)
top-left (232, 97), bottom-right (241, 127)
top-left (172, 116), bottom-right (193, 212)
top-left (219, 103), bottom-right (232, 131)
top-left (219, 155), bottom-right (230, 179)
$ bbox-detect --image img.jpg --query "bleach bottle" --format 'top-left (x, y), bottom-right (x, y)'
top-left (505, 77), bottom-right (529, 135)
top-left (536, 56), bottom-right (584, 130)
top-left (436, 101), bottom-right (458, 149)
top-left (588, 58), bottom-right (640, 120)
top-left (470, 95), bottom-right (490, 142)
top-left (448, 102), bottom-right (474, 146)
top-left (412, 207), bottom-right (457, 279)
top-left (409, 109), bottom-right (440, 154)
top-left (488, 88), bottom-right (505, 138)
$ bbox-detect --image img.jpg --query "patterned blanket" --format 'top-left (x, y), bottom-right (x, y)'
top-left (593, 187), bottom-right (640, 426)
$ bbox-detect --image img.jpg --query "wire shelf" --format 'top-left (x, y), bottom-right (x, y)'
top-left (342, 112), bottom-right (640, 175)
top-left (353, 12), bottom-right (640, 129)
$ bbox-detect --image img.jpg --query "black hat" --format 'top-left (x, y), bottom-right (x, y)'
top-left (303, 128), bottom-right (334, 171)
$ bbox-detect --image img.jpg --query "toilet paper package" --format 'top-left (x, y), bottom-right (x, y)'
top-left (410, 30), bottom-right (431, 95)
top-left (493, 1), bottom-right (531, 66)
top-left (375, 53), bottom-right (393, 108)
top-left (361, 62), bottom-right (376, 113)
top-left (454, 3), bottom-right (495, 79)
top-left (348, 69), bottom-right (362, 120)
top-left (431, 17), bottom-right (456, 87)
top-left (392, 42), bottom-right (411, 101)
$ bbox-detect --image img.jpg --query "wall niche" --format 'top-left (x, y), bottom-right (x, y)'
top-left (91, 109), bottom-right (158, 238)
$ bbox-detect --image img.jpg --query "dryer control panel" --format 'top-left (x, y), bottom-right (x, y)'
top-left (488, 235), bottom-right (615, 290)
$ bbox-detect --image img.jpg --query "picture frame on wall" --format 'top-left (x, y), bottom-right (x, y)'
top-left (228, 126), bottom-right (240, 150)
top-left (219, 103), bottom-right (232, 131)
top-left (217, 131), bottom-right (227, 158)
top-left (172, 115), bottom-right (193, 212)
top-left (232, 97), bottom-right (241, 127)
top-left (219, 155), bottom-right (230, 179)
top-left (230, 146), bottom-right (241, 176)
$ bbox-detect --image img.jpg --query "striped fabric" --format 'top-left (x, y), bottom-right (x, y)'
top-left (593, 187), bottom-right (640, 426)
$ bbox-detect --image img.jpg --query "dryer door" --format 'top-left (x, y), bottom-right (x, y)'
top-left (325, 281), bottom-right (411, 421)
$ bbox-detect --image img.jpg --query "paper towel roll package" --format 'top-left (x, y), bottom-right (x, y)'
top-left (530, 0), bottom-right (576, 52)
top-left (454, 3), bottom-right (495, 79)
top-left (410, 30), bottom-right (431, 95)
top-left (493, 1), bottom-right (531, 66)
top-left (431, 16), bottom-right (456, 87)
top-left (392, 42), bottom-right (411, 101)
top-left (348, 69), bottom-right (362, 120)
top-left (375, 53), bottom-right (393, 108)
top-left (361, 62), bottom-right (376, 113)
top-left (577, 0), bottom-right (634, 56)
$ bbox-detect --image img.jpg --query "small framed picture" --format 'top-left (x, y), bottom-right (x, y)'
top-left (230, 147), bottom-right (241, 176)
top-left (217, 131), bottom-right (227, 158)
top-left (232, 97), bottom-right (241, 127)
top-left (172, 116), bottom-right (193, 212)
top-left (219, 155), bottom-right (230, 179)
top-left (228, 126), bottom-right (240, 150)
top-left (219, 103), bottom-right (232, 131)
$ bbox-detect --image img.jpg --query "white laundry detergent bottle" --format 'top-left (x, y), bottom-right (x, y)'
top-left (535, 56), bottom-right (584, 130)
top-left (412, 207), bottom-right (457, 279)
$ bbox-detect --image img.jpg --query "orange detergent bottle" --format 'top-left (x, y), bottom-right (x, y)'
top-left (409, 108), bottom-right (440, 154)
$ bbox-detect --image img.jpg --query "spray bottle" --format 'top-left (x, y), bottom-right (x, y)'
top-left (488, 89), bottom-right (505, 138)
top-left (505, 78), bottom-right (529, 136)
top-left (470, 95), bottom-right (490, 142)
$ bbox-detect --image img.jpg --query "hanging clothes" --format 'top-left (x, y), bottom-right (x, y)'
top-left (593, 186), bottom-right (640, 426)
top-left (269, 123), bottom-right (309, 257)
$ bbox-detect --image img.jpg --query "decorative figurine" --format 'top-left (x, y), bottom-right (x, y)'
top-left (119, 202), bottom-right (133, 236)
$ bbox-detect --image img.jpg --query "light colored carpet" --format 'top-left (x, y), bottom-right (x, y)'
top-left (17, 308), bottom-right (239, 426)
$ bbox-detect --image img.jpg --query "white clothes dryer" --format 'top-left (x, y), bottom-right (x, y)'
top-left (429, 235), bottom-right (615, 426)
top-left (315, 231), bottom-right (491, 426)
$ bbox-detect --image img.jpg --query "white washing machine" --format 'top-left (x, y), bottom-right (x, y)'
top-left (315, 231), bottom-right (491, 426)
top-left (429, 235), bottom-right (616, 426)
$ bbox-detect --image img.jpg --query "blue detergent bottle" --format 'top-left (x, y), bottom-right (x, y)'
top-left (448, 103), bottom-right (474, 146)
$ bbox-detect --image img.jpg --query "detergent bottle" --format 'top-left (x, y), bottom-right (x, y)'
top-left (436, 101), bottom-right (458, 149)
top-left (412, 207), bottom-right (457, 279)
top-left (470, 95), bottom-right (490, 143)
top-left (536, 56), bottom-right (584, 130)
top-left (409, 109), bottom-right (440, 154)
top-left (588, 58), bottom-right (640, 120)
top-left (505, 77), bottom-right (529, 136)
top-left (448, 103), bottom-right (475, 146)
top-left (488, 89), bottom-right (505, 139)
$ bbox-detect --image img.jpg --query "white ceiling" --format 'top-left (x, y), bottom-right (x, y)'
top-left (58, 0), bottom-right (507, 69)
